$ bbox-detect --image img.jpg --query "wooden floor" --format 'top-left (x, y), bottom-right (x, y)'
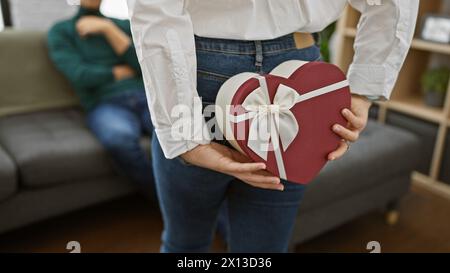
top-left (0, 186), bottom-right (450, 253)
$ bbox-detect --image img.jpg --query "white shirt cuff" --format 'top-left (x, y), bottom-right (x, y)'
top-left (347, 64), bottom-right (396, 100)
top-left (154, 117), bottom-right (212, 159)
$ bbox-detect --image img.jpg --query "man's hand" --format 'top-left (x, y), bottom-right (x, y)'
top-left (328, 94), bottom-right (372, 160)
top-left (113, 65), bottom-right (136, 81)
top-left (76, 16), bottom-right (112, 37)
top-left (181, 142), bottom-right (284, 191)
top-left (77, 16), bottom-right (132, 55)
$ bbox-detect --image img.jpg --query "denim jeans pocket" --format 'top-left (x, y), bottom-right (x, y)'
top-left (262, 45), bottom-right (322, 73)
top-left (197, 69), bottom-right (228, 104)
top-left (293, 44), bottom-right (322, 62)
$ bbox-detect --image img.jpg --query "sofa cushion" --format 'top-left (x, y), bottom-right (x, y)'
top-left (0, 30), bottom-right (78, 117)
top-left (301, 120), bottom-right (420, 211)
top-left (0, 109), bottom-right (115, 188)
top-left (0, 144), bottom-right (17, 200)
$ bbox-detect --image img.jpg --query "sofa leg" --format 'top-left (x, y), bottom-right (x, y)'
top-left (288, 243), bottom-right (297, 253)
top-left (385, 200), bottom-right (400, 226)
top-left (385, 210), bottom-right (399, 226)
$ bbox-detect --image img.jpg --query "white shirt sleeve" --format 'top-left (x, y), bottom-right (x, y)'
top-left (347, 0), bottom-right (419, 100)
top-left (127, 0), bottom-right (211, 159)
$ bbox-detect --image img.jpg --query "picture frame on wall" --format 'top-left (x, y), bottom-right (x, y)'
top-left (421, 14), bottom-right (450, 44)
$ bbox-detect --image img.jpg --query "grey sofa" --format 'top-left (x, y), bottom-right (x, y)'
top-left (0, 29), bottom-right (137, 233)
top-left (0, 29), bottom-right (420, 249)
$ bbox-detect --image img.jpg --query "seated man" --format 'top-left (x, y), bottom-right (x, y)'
top-left (48, 0), bottom-right (154, 197)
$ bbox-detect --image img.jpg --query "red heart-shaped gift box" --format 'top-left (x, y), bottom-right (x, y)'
top-left (215, 60), bottom-right (351, 184)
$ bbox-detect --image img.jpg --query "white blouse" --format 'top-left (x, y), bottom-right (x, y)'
top-left (127, 0), bottom-right (419, 159)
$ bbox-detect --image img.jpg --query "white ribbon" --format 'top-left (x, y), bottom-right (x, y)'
top-left (229, 76), bottom-right (349, 180)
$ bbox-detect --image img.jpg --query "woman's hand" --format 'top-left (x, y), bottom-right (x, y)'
top-left (328, 94), bottom-right (372, 160)
top-left (180, 142), bottom-right (284, 191)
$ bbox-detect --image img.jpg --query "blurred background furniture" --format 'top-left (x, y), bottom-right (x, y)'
top-left (335, 0), bottom-right (450, 200)
top-left (291, 121), bottom-right (419, 246)
top-left (0, 29), bottom-right (420, 248)
top-left (0, 29), bottom-right (137, 233)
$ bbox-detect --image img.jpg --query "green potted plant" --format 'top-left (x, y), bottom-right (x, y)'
top-left (421, 67), bottom-right (450, 108)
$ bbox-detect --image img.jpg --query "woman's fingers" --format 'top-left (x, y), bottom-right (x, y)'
top-left (224, 161), bottom-right (266, 173)
top-left (236, 168), bottom-right (282, 190)
top-left (183, 143), bottom-right (283, 191)
top-left (229, 148), bottom-right (254, 163)
top-left (328, 108), bottom-right (367, 161)
top-left (332, 124), bottom-right (359, 142)
top-left (213, 145), bottom-right (282, 189)
top-left (245, 180), bottom-right (285, 191)
top-left (342, 108), bottom-right (365, 130)
top-left (253, 169), bottom-right (281, 179)
top-left (328, 141), bottom-right (348, 161)
top-left (239, 172), bottom-right (281, 184)
top-left (230, 162), bottom-right (282, 190)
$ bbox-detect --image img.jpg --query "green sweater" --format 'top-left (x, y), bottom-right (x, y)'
top-left (48, 8), bottom-right (144, 110)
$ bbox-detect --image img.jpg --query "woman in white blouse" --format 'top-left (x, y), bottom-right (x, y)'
top-left (127, 0), bottom-right (419, 252)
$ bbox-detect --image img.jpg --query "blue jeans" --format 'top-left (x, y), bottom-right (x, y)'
top-left (152, 34), bottom-right (321, 252)
top-left (87, 90), bottom-right (155, 198)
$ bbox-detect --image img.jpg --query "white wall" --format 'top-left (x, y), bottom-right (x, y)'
top-left (0, 4), bottom-right (4, 31)
top-left (8, 0), bottom-right (77, 30)
top-left (101, 0), bottom-right (129, 19)
top-left (5, 0), bottom-right (128, 31)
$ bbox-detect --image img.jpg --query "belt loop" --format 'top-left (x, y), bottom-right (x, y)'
top-left (254, 40), bottom-right (263, 71)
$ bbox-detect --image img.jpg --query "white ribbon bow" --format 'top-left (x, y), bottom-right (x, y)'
top-left (230, 76), bottom-right (349, 180)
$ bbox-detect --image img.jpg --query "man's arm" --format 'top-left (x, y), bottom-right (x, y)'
top-left (48, 23), bottom-right (114, 89)
top-left (114, 20), bottom-right (142, 73)
top-left (101, 22), bottom-right (131, 55)
top-left (76, 16), bottom-right (141, 72)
